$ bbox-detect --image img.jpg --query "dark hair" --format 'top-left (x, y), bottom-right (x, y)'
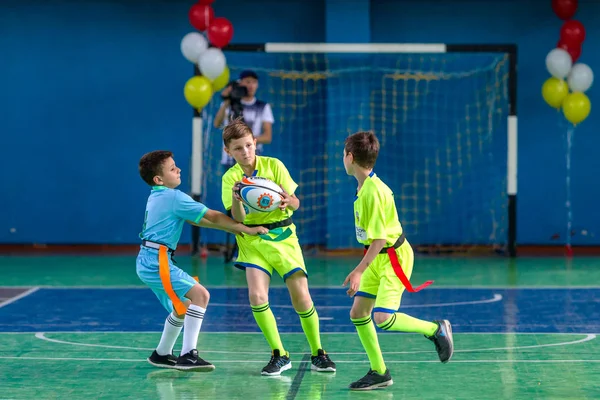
top-left (139, 150), bottom-right (173, 186)
top-left (344, 131), bottom-right (380, 169)
top-left (239, 70), bottom-right (258, 80)
top-left (223, 118), bottom-right (254, 146)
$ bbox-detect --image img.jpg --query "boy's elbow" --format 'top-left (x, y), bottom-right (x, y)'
top-left (373, 239), bottom-right (387, 247)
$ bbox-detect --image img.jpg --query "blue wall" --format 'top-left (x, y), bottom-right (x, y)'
top-left (1, 0), bottom-right (598, 246)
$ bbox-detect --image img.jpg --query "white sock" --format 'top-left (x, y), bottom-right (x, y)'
top-left (180, 304), bottom-right (206, 355)
top-left (156, 313), bottom-right (184, 356)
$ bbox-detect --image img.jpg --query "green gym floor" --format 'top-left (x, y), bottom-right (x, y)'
top-left (1, 254), bottom-right (599, 399)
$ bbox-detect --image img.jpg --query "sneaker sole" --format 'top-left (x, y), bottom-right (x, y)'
top-left (261, 362), bottom-right (292, 376)
top-left (146, 358), bottom-right (177, 369)
top-left (440, 319), bottom-right (454, 363)
top-left (173, 364), bottom-right (215, 372)
top-left (310, 364), bottom-right (336, 372)
top-left (349, 379), bottom-right (394, 391)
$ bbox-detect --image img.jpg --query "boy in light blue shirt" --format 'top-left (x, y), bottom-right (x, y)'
top-left (137, 150), bottom-right (268, 371)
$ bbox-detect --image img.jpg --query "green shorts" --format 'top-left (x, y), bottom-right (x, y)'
top-left (234, 224), bottom-right (307, 281)
top-left (356, 240), bottom-right (414, 313)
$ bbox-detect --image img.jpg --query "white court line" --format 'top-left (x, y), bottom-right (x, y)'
top-left (4, 285), bottom-right (600, 289)
top-left (34, 332), bottom-right (595, 355)
top-left (0, 331), bottom-right (594, 335)
top-left (208, 294), bottom-right (503, 309)
top-left (0, 356), bottom-right (598, 364)
top-left (0, 287), bottom-right (502, 310)
top-left (0, 287), bottom-right (39, 309)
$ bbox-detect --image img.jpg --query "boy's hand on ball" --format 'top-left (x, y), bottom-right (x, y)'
top-left (279, 187), bottom-right (291, 210)
top-left (232, 181), bottom-right (242, 202)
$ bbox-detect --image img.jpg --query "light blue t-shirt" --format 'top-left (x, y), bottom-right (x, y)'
top-left (139, 186), bottom-right (208, 250)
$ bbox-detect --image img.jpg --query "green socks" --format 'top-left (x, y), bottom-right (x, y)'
top-left (377, 312), bottom-right (438, 337)
top-left (251, 302), bottom-right (285, 353)
top-left (351, 315), bottom-right (387, 374)
top-left (297, 304), bottom-right (322, 356)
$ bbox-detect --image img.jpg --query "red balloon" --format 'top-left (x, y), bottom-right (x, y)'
top-left (207, 17), bottom-right (234, 48)
top-left (560, 20), bottom-right (585, 44)
top-left (189, 3), bottom-right (214, 31)
top-left (552, 0), bottom-right (578, 20)
top-left (557, 38), bottom-right (582, 63)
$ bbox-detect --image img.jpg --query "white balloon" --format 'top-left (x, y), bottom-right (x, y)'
top-left (546, 48), bottom-right (573, 79)
top-left (567, 63), bottom-right (594, 93)
top-left (198, 48), bottom-right (226, 80)
top-left (180, 32), bottom-right (208, 64)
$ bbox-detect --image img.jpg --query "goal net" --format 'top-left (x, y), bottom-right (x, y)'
top-left (197, 44), bottom-right (513, 254)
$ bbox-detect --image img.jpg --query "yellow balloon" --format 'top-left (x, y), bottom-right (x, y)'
top-left (211, 66), bottom-right (230, 92)
top-left (542, 77), bottom-right (569, 109)
top-left (562, 92), bottom-right (591, 125)
top-left (184, 76), bottom-right (213, 109)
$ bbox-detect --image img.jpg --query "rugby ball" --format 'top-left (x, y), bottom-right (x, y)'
top-left (238, 176), bottom-right (284, 213)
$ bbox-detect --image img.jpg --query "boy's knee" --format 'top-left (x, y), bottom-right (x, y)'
top-left (201, 286), bottom-right (210, 302)
top-left (187, 284), bottom-right (210, 307)
top-left (292, 294), bottom-right (313, 313)
top-left (248, 290), bottom-right (268, 306)
top-left (373, 311), bottom-right (392, 326)
top-left (286, 273), bottom-right (312, 311)
top-left (350, 306), bottom-right (369, 320)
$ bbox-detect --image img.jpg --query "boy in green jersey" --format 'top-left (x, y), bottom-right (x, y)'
top-left (342, 131), bottom-right (454, 391)
top-left (221, 119), bottom-right (336, 376)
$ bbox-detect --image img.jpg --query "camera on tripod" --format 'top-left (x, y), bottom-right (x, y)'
top-left (221, 81), bottom-right (248, 120)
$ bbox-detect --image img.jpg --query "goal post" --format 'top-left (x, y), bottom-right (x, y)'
top-left (190, 42), bottom-right (517, 257)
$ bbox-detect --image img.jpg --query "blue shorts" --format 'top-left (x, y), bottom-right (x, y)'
top-left (136, 246), bottom-right (197, 313)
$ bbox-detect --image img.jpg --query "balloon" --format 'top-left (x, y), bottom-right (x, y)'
top-left (567, 63), bottom-right (594, 92)
top-left (184, 76), bottom-right (213, 109)
top-left (211, 65), bottom-right (230, 92)
top-left (207, 17), bottom-right (234, 48)
top-left (180, 32), bottom-right (208, 64)
top-left (542, 77), bottom-right (569, 109)
top-left (198, 47), bottom-right (226, 80)
top-left (552, 0), bottom-right (578, 20)
top-left (557, 38), bottom-right (581, 63)
top-left (562, 92), bottom-right (591, 125)
top-left (188, 3), bottom-right (214, 31)
top-left (546, 48), bottom-right (572, 79)
top-left (560, 20), bottom-right (585, 44)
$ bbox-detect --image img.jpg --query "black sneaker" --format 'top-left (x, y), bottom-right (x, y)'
top-left (174, 349), bottom-right (215, 372)
top-left (311, 349), bottom-right (336, 372)
top-left (261, 349), bottom-right (292, 376)
top-left (427, 319), bottom-right (454, 363)
top-left (147, 350), bottom-right (177, 369)
top-left (349, 369), bottom-right (393, 391)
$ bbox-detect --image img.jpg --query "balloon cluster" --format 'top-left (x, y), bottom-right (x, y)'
top-left (180, 0), bottom-right (233, 110)
top-left (543, 0), bottom-right (593, 125)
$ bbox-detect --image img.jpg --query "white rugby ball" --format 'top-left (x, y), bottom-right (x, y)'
top-left (238, 176), bottom-right (284, 213)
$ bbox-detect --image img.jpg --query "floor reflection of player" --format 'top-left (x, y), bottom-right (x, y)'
top-left (146, 371), bottom-right (295, 400)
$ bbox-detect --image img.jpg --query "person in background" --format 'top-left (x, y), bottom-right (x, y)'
top-left (214, 69), bottom-right (274, 168)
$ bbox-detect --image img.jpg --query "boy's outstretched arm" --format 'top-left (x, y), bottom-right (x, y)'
top-left (194, 217), bottom-right (235, 234)
top-left (188, 209), bottom-right (268, 236)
